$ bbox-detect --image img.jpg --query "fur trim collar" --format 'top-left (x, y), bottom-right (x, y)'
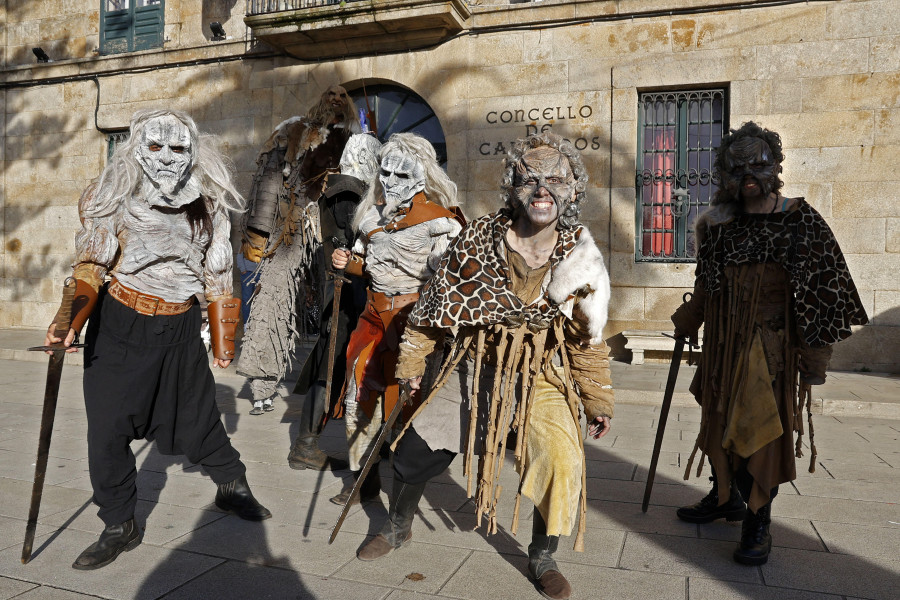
top-left (548, 228), bottom-right (610, 343)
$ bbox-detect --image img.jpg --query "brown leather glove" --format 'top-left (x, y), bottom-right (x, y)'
top-left (51, 278), bottom-right (98, 336)
top-left (208, 298), bottom-right (241, 361)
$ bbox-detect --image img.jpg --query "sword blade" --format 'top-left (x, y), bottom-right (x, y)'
top-left (329, 385), bottom-right (409, 544)
top-left (321, 271), bottom-right (347, 424)
top-left (641, 336), bottom-right (686, 513)
top-left (22, 350), bottom-right (66, 563)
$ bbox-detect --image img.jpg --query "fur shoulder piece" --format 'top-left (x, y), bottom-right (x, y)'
top-left (547, 228), bottom-right (610, 343)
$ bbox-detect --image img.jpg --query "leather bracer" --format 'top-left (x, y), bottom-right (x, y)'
top-left (208, 298), bottom-right (241, 361)
top-left (344, 253), bottom-right (365, 277)
top-left (51, 278), bottom-right (98, 335)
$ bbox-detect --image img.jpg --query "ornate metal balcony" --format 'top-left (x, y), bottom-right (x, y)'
top-left (245, 0), bottom-right (471, 60)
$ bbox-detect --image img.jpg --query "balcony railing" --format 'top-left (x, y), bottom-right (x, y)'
top-left (247, 1), bottom-right (365, 15)
top-left (244, 0), bottom-right (471, 60)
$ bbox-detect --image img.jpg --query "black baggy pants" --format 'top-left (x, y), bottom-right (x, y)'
top-left (83, 289), bottom-right (245, 526)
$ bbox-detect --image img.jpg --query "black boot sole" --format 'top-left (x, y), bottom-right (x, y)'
top-left (733, 547), bottom-right (771, 565)
top-left (214, 498), bottom-right (272, 521)
top-left (676, 506), bottom-right (747, 524)
top-left (71, 531), bottom-right (143, 571)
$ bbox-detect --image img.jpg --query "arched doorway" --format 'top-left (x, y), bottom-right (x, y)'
top-left (346, 83), bottom-right (448, 167)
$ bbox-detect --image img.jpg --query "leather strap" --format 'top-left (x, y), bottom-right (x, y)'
top-left (108, 280), bottom-right (195, 316)
top-left (367, 289), bottom-right (419, 314)
top-left (208, 298), bottom-right (241, 360)
top-left (366, 192), bottom-right (461, 239)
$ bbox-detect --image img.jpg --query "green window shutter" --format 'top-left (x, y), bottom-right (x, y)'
top-left (100, 1), bottom-right (164, 55)
top-left (134, 4), bottom-right (164, 51)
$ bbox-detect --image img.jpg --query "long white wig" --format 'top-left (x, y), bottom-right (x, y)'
top-left (351, 132), bottom-right (457, 232)
top-left (84, 109), bottom-right (245, 219)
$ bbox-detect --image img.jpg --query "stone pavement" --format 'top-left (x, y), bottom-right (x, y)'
top-left (0, 329), bottom-right (897, 600)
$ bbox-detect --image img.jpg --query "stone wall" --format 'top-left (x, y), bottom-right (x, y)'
top-left (2, 0), bottom-right (898, 372)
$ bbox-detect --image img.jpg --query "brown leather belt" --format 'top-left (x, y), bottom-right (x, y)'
top-left (368, 289), bottom-right (419, 313)
top-left (108, 280), bottom-right (195, 316)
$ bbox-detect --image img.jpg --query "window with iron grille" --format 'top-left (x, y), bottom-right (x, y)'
top-left (101, 1), bottom-right (164, 55)
top-left (635, 89), bottom-right (727, 262)
top-left (106, 131), bottom-right (129, 163)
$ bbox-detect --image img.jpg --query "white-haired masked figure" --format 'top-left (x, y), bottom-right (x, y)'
top-left (329, 132), bottom-right (465, 505)
top-left (237, 84), bottom-right (361, 418)
top-left (45, 109), bottom-right (271, 571)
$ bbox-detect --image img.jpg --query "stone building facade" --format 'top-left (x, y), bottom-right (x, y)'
top-left (2, 0), bottom-right (898, 372)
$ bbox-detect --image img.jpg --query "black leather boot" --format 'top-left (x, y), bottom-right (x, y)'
top-left (215, 474), bottom-right (272, 521)
top-left (287, 384), bottom-right (349, 471)
top-left (528, 512), bottom-right (572, 600)
top-left (734, 503), bottom-right (772, 565)
top-left (357, 479), bottom-right (425, 561)
top-left (330, 466), bottom-right (382, 505)
top-left (72, 517), bottom-right (142, 570)
top-left (677, 475), bottom-right (747, 524)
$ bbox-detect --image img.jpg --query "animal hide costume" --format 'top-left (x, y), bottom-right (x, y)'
top-left (395, 210), bottom-right (614, 549)
top-left (236, 118), bottom-right (353, 403)
top-left (673, 199), bottom-right (868, 512)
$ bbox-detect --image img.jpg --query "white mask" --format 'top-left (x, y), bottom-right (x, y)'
top-left (340, 134), bottom-right (382, 183)
top-left (135, 115), bottom-right (199, 208)
top-left (379, 151), bottom-right (425, 210)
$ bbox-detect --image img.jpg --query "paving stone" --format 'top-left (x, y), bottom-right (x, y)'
top-left (0, 449), bottom-right (90, 487)
top-left (0, 575), bottom-right (37, 599)
top-left (0, 479), bottom-right (92, 523)
top-left (332, 540), bottom-right (471, 595)
top-left (7, 586), bottom-right (103, 599)
top-left (816, 461), bottom-right (900, 483)
top-left (687, 577), bottom-right (843, 599)
top-left (167, 516), bottom-right (362, 577)
top-left (698, 516), bottom-right (825, 552)
top-left (156, 560), bottom-right (388, 600)
top-left (791, 477), bottom-right (900, 503)
top-left (812, 520), bottom-right (900, 561)
top-left (762, 546), bottom-right (900, 599)
top-left (40, 499), bottom-right (227, 546)
top-left (773, 494), bottom-right (900, 527)
top-left (0, 528), bottom-right (224, 600)
top-left (619, 532), bottom-right (762, 584)
top-left (0, 515), bottom-right (64, 555)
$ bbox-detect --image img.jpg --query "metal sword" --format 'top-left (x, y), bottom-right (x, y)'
top-left (641, 293), bottom-right (697, 513)
top-left (22, 277), bottom-right (84, 563)
top-left (329, 381), bottom-right (413, 544)
top-left (320, 237), bottom-right (350, 429)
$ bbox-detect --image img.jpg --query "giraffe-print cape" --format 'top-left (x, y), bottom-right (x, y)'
top-left (697, 199), bottom-right (868, 348)
top-left (408, 209), bottom-right (584, 332)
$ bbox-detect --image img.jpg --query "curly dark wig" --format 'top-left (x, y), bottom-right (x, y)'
top-left (501, 132), bottom-right (589, 229)
top-left (712, 121), bottom-right (784, 205)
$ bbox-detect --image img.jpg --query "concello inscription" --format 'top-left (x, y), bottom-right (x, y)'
top-left (478, 103), bottom-right (601, 155)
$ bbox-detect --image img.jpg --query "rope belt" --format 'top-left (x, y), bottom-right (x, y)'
top-left (108, 280), bottom-right (195, 316)
top-left (367, 289), bottom-right (419, 313)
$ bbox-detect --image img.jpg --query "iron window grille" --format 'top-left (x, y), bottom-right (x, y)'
top-left (101, 1), bottom-right (164, 55)
top-left (106, 131), bottom-right (130, 163)
top-left (635, 88), bottom-right (727, 262)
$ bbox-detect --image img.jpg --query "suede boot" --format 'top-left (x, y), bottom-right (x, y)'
top-left (528, 512), bottom-right (572, 600)
top-left (287, 384), bottom-right (349, 471)
top-left (357, 479), bottom-right (425, 561)
top-left (215, 474), bottom-right (272, 521)
top-left (677, 474), bottom-right (747, 524)
top-left (734, 503), bottom-right (772, 565)
top-left (330, 466), bottom-right (382, 505)
top-left (72, 517), bottom-right (142, 570)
